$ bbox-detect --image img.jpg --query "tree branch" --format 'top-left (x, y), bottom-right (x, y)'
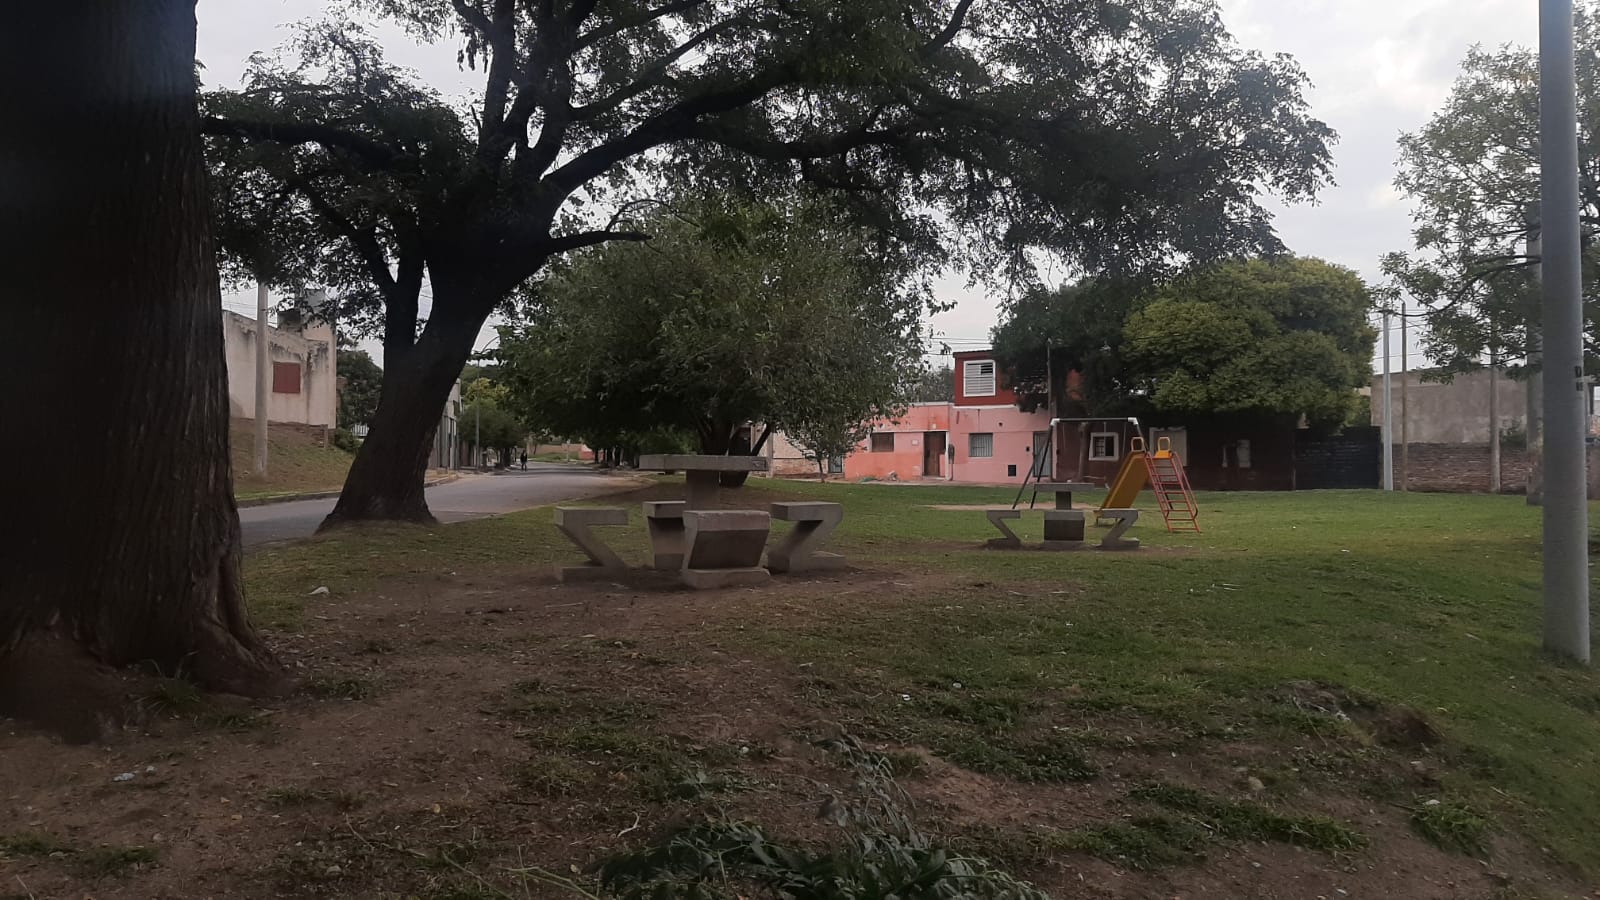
top-left (544, 228), bottom-right (650, 255)
top-left (573, 0), bottom-right (709, 52)
top-left (202, 116), bottom-right (406, 169)
top-left (570, 14), bottom-right (751, 122)
top-left (922, 0), bottom-right (977, 55)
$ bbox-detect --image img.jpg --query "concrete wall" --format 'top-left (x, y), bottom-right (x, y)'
top-left (843, 404), bottom-right (950, 480)
top-left (222, 310), bottom-right (336, 427)
top-left (763, 429), bottom-right (818, 477)
top-left (1396, 442), bottom-right (1533, 493)
top-left (1371, 369), bottom-right (1527, 444)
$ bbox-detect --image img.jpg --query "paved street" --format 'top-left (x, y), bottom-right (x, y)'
top-left (240, 463), bottom-right (629, 547)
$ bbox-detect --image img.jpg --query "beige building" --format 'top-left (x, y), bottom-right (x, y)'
top-left (222, 309), bottom-right (336, 427)
top-left (1370, 369), bottom-right (1527, 444)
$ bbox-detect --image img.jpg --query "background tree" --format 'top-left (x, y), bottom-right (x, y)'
top-left (994, 259), bottom-right (1375, 427)
top-left (993, 279), bottom-right (1143, 414)
top-left (1383, 7), bottom-right (1600, 376)
top-left (788, 419), bottom-right (872, 482)
top-left (2, 0), bottom-right (280, 730)
top-left (498, 196), bottom-right (922, 456)
top-left (1123, 258), bottom-right (1375, 427)
top-left (203, 0), bottom-right (1337, 525)
top-left (910, 365), bottom-right (954, 404)
top-left (338, 350), bottom-right (385, 429)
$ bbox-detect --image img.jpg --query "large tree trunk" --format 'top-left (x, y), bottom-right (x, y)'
top-left (322, 305), bottom-right (484, 526)
top-left (1, 0), bottom-right (281, 712)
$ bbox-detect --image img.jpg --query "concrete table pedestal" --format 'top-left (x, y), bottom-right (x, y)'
top-left (1042, 509), bottom-right (1087, 550)
top-left (681, 510), bottom-right (771, 588)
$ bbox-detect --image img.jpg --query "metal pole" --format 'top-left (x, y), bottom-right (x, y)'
top-left (1490, 346), bottom-right (1501, 493)
top-left (474, 399), bottom-right (481, 470)
top-left (254, 282), bottom-right (270, 477)
top-left (1401, 303), bottom-right (1410, 491)
top-left (1382, 312), bottom-right (1394, 491)
top-left (1538, 0), bottom-right (1590, 663)
top-left (1527, 212), bottom-right (1544, 449)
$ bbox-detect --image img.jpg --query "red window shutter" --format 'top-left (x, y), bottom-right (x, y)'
top-left (272, 361), bottom-right (302, 394)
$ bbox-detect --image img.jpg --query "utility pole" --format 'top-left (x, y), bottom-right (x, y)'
top-left (1538, 0), bottom-right (1590, 663)
top-left (1400, 303), bottom-right (1410, 492)
top-left (1526, 206), bottom-right (1544, 448)
top-left (254, 282), bottom-right (269, 477)
top-left (1382, 312), bottom-right (1394, 491)
top-left (1490, 345), bottom-right (1501, 493)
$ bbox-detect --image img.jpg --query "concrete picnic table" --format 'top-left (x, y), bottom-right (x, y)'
top-left (637, 453), bottom-right (770, 509)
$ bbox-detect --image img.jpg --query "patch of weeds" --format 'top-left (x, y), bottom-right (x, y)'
top-left (932, 732), bottom-right (1097, 783)
top-left (199, 709), bottom-right (271, 732)
top-left (637, 767), bottom-right (738, 803)
top-left (597, 736), bottom-right (1049, 899)
top-left (1056, 816), bottom-right (1209, 870)
top-left (261, 787), bottom-right (363, 811)
top-left (1130, 782), bottom-right (1365, 852)
top-left (911, 690), bottom-right (1028, 729)
top-left (1410, 797), bottom-right (1490, 856)
top-left (879, 749), bottom-right (927, 779)
top-left (513, 754), bottom-right (592, 798)
top-left (305, 674), bottom-right (378, 701)
top-left (0, 832), bottom-right (75, 857)
top-left (139, 677), bottom-right (204, 715)
top-left (73, 845), bottom-right (158, 878)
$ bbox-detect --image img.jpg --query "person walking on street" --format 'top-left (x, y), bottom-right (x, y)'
top-left (520, 450), bottom-right (527, 471)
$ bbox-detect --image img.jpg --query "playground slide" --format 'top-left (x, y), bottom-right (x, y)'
top-left (1099, 449), bottom-right (1148, 511)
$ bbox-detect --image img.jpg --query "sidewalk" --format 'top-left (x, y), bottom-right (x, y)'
top-left (235, 470), bottom-right (463, 508)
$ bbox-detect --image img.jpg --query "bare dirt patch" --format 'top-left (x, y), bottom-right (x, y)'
top-left (0, 563), bottom-right (1587, 898)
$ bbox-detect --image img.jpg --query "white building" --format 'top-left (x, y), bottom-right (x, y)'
top-left (222, 309), bottom-right (336, 427)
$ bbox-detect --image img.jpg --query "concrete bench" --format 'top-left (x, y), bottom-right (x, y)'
top-left (1098, 508), bottom-right (1141, 550)
top-left (767, 502), bottom-right (845, 573)
top-left (984, 508), bottom-right (1022, 549)
top-left (681, 510), bottom-right (772, 589)
top-left (642, 500), bottom-right (687, 570)
top-left (1042, 509), bottom-right (1087, 550)
top-left (553, 506), bottom-right (630, 581)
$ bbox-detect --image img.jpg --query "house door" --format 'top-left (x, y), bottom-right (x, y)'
top-left (923, 432), bottom-right (946, 478)
top-left (1031, 431), bottom-right (1052, 479)
top-left (1150, 427), bottom-right (1188, 462)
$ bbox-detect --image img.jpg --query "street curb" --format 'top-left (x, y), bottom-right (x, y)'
top-left (236, 472), bottom-right (464, 508)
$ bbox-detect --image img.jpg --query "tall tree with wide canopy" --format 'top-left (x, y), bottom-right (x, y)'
top-left (1383, 7), bottom-right (1600, 376)
top-left (203, 0), bottom-right (1336, 525)
top-left (498, 196), bottom-right (924, 453)
top-left (1, 0), bottom-right (280, 723)
top-left (995, 258), bottom-right (1375, 428)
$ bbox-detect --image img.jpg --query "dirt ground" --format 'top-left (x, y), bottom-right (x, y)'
top-left (0, 555), bottom-right (1590, 898)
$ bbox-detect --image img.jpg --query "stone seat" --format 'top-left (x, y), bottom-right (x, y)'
top-left (767, 502), bottom-right (845, 573)
top-left (553, 506), bottom-right (630, 581)
top-left (984, 508), bottom-right (1022, 549)
top-left (642, 500), bottom-right (687, 570)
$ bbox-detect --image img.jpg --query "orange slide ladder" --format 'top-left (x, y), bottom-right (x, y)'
top-left (1144, 437), bottom-right (1200, 533)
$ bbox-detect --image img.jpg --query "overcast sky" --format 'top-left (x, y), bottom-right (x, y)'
top-left (199, 0), bottom-right (1540, 370)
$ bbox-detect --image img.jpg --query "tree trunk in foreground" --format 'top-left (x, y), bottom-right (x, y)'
top-left (322, 310), bottom-right (483, 526)
top-left (0, 0), bottom-right (280, 703)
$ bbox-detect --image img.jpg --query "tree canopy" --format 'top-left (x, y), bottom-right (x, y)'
top-left (1382, 6), bottom-right (1600, 376)
top-left (497, 196), bottom-right (923, 453)
top-left (200, 0), bottom-right (1338, 523)
top-left (995, 258), bottom-right (1375, 427)
top-left (337, 350), bottom-right (384, 429)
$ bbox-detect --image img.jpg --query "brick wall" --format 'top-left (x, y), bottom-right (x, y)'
top-left (1394, 443), bottom-right (1532, 493)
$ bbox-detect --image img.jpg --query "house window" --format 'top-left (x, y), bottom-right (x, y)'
top-left (963, 359), bottom-right (996, 397)
top-left (1089, 432), bottom-right (1119, 461)
top-left (827, 456), bottom-right (845, 474)
top-left (870, 433), bottom-right (895, 453)
top-left (1235, 439), bottom-right (1252, 469)
top-left (969, 433), bottom-right (994, 458)
top-left (272, 361), bottom-right (302, 394)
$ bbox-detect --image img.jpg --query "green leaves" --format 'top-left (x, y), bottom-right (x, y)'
top-left (497, 194), bottom-right (924, 452)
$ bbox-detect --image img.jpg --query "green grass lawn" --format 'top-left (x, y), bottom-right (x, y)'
top-left (245, 481), bottom-right (1600, 877)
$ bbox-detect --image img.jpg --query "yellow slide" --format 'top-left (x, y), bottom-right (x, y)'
top-left (1098, 438), bottom-right (1149, 515)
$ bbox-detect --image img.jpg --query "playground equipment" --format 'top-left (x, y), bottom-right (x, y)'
top-left (1098, 436), bottom-right (1200, 533)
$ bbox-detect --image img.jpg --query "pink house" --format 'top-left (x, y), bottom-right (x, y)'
top-left (841, 349), bottom-right (1056, 483)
